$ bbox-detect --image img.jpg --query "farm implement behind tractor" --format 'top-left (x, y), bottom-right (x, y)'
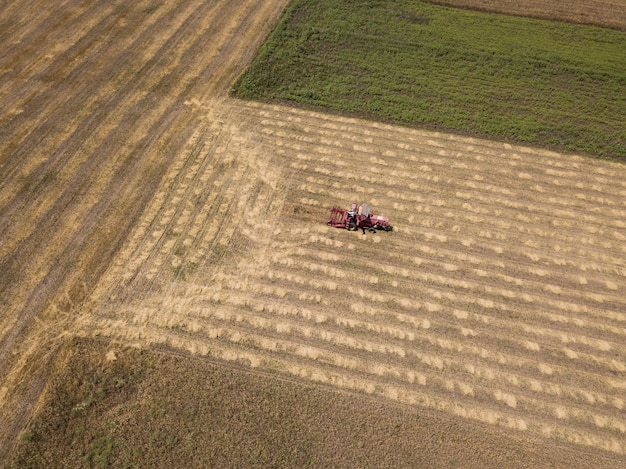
top-left (327, 203), bottom-right (393, 233)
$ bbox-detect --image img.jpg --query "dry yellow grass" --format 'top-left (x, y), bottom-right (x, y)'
top-left (75, 98), bottom-right (626, 457)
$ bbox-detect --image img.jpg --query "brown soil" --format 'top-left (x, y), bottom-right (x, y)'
top-left (430, 0), bottom-right (626, 30)
top-left (1, 0), bottom-right (625, 468)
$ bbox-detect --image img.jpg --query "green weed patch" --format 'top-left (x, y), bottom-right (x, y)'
top-left (234, 0), bottom-right (626, 159)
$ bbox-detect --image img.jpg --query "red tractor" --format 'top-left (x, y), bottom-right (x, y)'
top-left (327, 203), bottom-right (393, 233)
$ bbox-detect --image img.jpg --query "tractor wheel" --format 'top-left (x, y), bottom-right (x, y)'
top-left (384, 225), bottom-right (393, 232)
top-left (348, 219), bottom-right (357, 231)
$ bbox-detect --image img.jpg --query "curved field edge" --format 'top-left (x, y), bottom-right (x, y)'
top-left (232, 0), bottom-right (626, 160)
top-left (7, 338), bottom-right (623, 469)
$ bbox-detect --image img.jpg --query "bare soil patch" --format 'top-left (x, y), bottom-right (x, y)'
top-left (431, 0), bottom-right (626, 30)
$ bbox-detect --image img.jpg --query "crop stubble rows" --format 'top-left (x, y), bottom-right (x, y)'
top-left (0, 0), bottom-right (291, 456)
top-left (1, 0), bottom-right (625, 461)
top-left (81, 98), bottom-right (626, 455)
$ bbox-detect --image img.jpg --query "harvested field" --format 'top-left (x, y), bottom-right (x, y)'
top-left (431, 0), bottom-right (626, 30)
top-left (74, 97), bottom-right (626, 460)
top-left (1, 0), bottom-right (625, 467)
top-left (0, 0), bottom-right (291, 458)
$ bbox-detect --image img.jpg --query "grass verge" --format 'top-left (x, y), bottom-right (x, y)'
top-left (233, 0), bottom-right (626, 159)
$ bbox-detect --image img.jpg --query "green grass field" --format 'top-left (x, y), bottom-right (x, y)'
top-left (233, 0), bottom-right (626, 159)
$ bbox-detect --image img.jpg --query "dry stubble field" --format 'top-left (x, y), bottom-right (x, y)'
top-left (1, 0), bottom-right (625, 466)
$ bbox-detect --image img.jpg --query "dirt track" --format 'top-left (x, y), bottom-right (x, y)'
top-left (1, 0), bottom-right (625, 465)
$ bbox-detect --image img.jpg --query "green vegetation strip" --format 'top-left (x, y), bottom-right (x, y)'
top-left (233, 0), bottom-right (626, 159)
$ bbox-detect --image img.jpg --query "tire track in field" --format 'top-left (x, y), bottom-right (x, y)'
top-left (80, 99), bottom-right (626, 456)
top-left (0, 0), bottom-right (87, 88)
top-left (0, 0), bottom-right (200, 254)
top-left (0, 0), bottom-right (274, 344)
